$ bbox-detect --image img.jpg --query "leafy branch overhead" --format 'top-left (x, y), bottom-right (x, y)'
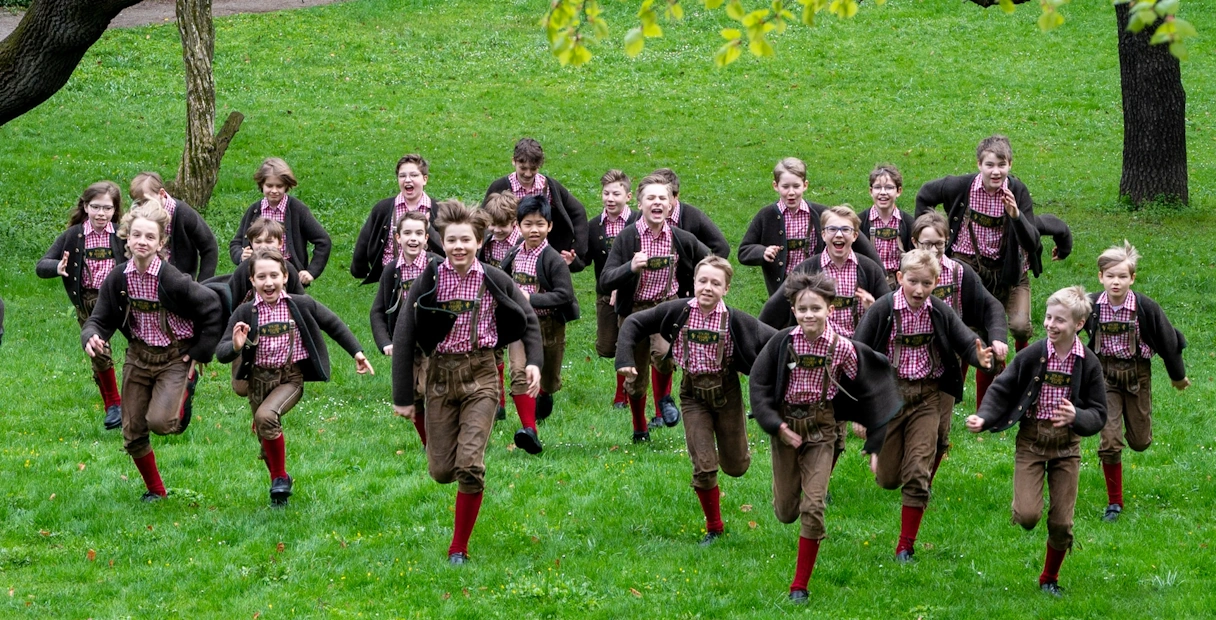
top-left (541, 0), bottom-right (1196, 67)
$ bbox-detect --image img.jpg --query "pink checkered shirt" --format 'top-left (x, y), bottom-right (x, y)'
top-left (484, 227), bottom-right (521, 267)
top-left (381, 193), bottom-right (433, 266)
top-left (1096, 292), bottom-right (1153, 359)
top-left (868, 207), bottom-right (904, 273)
top-left (508, 172), bottom-right (547, 199)
top-left (780, 200), bottom-right (813, 274)
top-left (932, 255), bottom-right (965, 313)
top-left (513, 240), bottom-right (551, 317)
top-left (161, 194), bottom-right (177, 260)
top-left (82, 222), bottom-right (116, 290)
top-left (784, 323), bottom-right (859, 405)
top-left (259, 195), bottom-right (291, 259)
top-left (666, 201), bottom-right (683, 227)
top-left (434, 259), bottom-right (498, 354)
top-left (890, 290), bottom-right (942, 381)
top-left (951, 175), bottom-right (1006, 261)
top-left (1035, 336), bottom-right (1085, 420)
top-left (253, 292), bottom-right (308, 368)
top-left (673, 299), bottom-right (733, 374)
top-left (820, 251), bottom-right (860, 337)
top-left (125, 256), bottom-right (194, 346)
top-left (635, 223), bottom-right (679, 303)
top-left (396, 249), bottom-right (429, 288)
top-left (601, 208), bottom-right (631, 243)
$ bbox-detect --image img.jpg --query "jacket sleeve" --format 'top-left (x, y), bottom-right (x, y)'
top-left (737, 210), bottom-right (770, 266)
top-left (942, 304), bottom-right (986, 370)
top-left (229, 205), bottom-right (255, 265)
top-left (1070, 355), bottom-right (1108, 437)
top-left (391, 272), bottom-right (426, 406)
top-left (615, 304), bottom-right (666, 370)
top-left (215, 304), bottom-right (248, 364)
top-left (963, 265), bottom-right (1008, 344)
top-left (351, 206), bottom-right (380, 280)
top-left (528, 252), bottom-right (575, 311)
top-left (286, 265), bottom-right (305, 295)
top-left (852, 296), bottom-right (888, 351)
top-left (1036, 213), bottom-right (1072, 261)
top-left (852, 234), bottom-right (882, 268)
top-left (599, 231), bottom-right (636, 293)
top-left (1009, 180), bottom-right (1042, 273)
top-left (313, 298), bottom-right (364, 358)
top-left (186, 209), bottom-right (219, 281)
top-left (758, 283), bottom-right (794, 329)
top-left (506, 280), bottom-right (545, 368)
top-left (913, 176), bottom-right (951, 217)
top-left (369, 267), bottom-right (395, 352)
top-left (749, 332), bottom-right (787, 436)
top-left (1141, 295), bottom-right (1188, 381)
top-left (181, 277), bottom-right (223, 364)
top-left (37, 230), bottom-right (72, 278)
top-left (297, 203), bottom-right (333, 278)
top-left (694, 210), bottom-right (731, 259)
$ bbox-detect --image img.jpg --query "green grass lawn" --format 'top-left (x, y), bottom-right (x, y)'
top-left (2, 0), bottom-right (1215, 616)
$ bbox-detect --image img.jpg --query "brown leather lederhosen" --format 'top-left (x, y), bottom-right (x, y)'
top-left (679, 309), bottom-right (731, 408)
top-left (891, 309), bottom-right (941, 405)
top-left (247, 304), bottom-right (304, 414)
top-left (1094, 316), bottom-right (1146, 391)
top-left (781, 334), bottom-right (841, 441)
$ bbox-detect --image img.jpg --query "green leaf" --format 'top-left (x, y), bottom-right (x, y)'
top-left (642, 19), bottom-right (663, 37)
top-left (721, 27), bottom-right (743, 39)
top-left (624, 27), bottom-right (646, 57)
top-left (725, 0), bottom-right (746, 20)
top-left (1155, 0), bottom-right (1180, 16)
top-left (742, 9), bottom-right (769, 27)
top-left (592, 18), bottom-right (610, 40)
top-left (1169, 40), bottom-right (1188, 61)
top-left (828, 0), bottom-right (858, 19)
top-left (1037, 10), bottom-right (1064, 32)
top-left (998, 0), bottom-right (1016, 14)
top-left (1173, 18), bottom-right (1198, 39)
top-left (570, 44), bottom-right (593, 66)
top-left (713, 40), bottom-right (743, 66)
top-left (668, 2), bottom-right (685, 20)
top-left (802, 2), bottom-right (815, 25)
top-left (748, 34), bottom-right (775, 56)
top-left (705, 0), bottom-right (726, 9)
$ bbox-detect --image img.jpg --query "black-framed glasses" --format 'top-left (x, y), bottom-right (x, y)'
top-left (86, 203), bottom-right (115, 212)
top-left (824, 226), bottom-right (855, 236)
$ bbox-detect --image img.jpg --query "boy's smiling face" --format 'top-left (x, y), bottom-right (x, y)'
top-left (793, 289), bottom-right (830, 340)
top-left (639, 183), bottom-right (673, 228)
top-left (821, 213), bottom-right (857, 262)
top-left (397, 163), bottom-right (428, 201)
top-left (261, 176), bottom-right (288, 204)
top-left (397, 219), bottom-right (427, 259)
top-left (870, 173), bottom-right (902, 211)
top-left (773, 172), bottom-right (808, 208)
top-left (1043, 303), bottom-right (1084, 348)
top-left (513, 159), bottom-right (541, 187)
top-left (977, 151), bottom-right (1011, 193)
top-left (601, 182), bottom-right (631, 217)
top-left (519, 211), bottom-right (552, 249)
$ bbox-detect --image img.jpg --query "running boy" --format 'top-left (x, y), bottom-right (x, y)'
top-left (966, 286), bottom-right (1107, 596)
top-left (483, 138), bottom-right (588, 264)
top-left (616, 256), bottom-right (776, 544)
top-left (587, 170), bottom-right (637, 408)
top-left (351, 153), bottom-right (443, 284)
top-left (858, 164), bottom-right (913, 290)
top-left (214, 218), bottom-right (305, 305)
top-left (129, 172), bottom-right (219, 281)
top-left (1086, 241), bottom-right (1189, 522)
top-left (477, 192), bottom-right (523, 420)
top-left (229, 158), bottom-right (332, 286)
top-left (391, 200), bottom-right (542, 564)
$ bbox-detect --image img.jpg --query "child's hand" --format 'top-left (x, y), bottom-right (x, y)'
top-left (354, 352), bottom-right (374, 375)
top-left (232, 321), bottom-right (250, 350)
top-left (856, 287), bottom-right (875, 311)
top-left (965, 415), bottom-right (985, 433)
top-left (525, 365), bottom-right (542, 397)
top-left (299, 270), bottom-right (314, 286)
top-left (1172, 377), bottom-right (1191, 391)
top-left (394, 404), bottom-right (415, 420)
top-left (975, 339), bottom-right (994, 371)
top-left (382, 344), bottom-right (393, 356)
top-left (240, 246), bottom-right (253, 261)
top-left (609, 290), bottom-right (617, 306)
top-left (521, 289), bottom-right (530, 301)
top-left (991, 340), bottom-right (1009, 363)
top-left (1051, 247), bottom-right (1062, 261)
top-left (1001, 188), bottom-right (1020, 219)
top-left (778, 423), bottom-right (802, 449)
top-left (57, 251), bottom-right (70, 277)
top-left (84, 334), bottom-right (109, 358)
top-left (1051, 398), bottom-right (1076, 427)
top-left (763, 245), bottom-right (781, 262)
top-left (617, 366), bottom-right (638, 378)
top-left (630, 251), bottom-right (649, 273)
top-left (560, 250), bottom-right (576, 266)
top-left (869, 452), bottom-right (879, 475)
top-left (851, 422), bottom-right (867, 440)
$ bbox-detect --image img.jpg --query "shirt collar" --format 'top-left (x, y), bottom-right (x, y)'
top-left (894, 288), bottom-right (930, 315)
top-left (869, 207), bottom-right (901, 222)
top-left (641, 221), bottom-right (671, 240)
top-left (778, 200), bottom-right (810, 215)
top-left (441, 257), bottom-right (484, 277)
top-left (794, 322), bottom-right (836, 347)
top-left (87, 221), bottom-right (115, 235)
top-left (1098, 291), bottom-right (1135, 312)
top-left (125, 255), bottom-right (162, 276)
top-left (687, 298), bottom-right (726, 317)
top-left (253, 291), bottom-right (290, 307)
top-left (263, 195), bottom-right (288, 211)
top-left (1048, 336), bottom-right (1086, 361)
top-left (521, 239), bottom-right (549, 257)
top-left (971, 174), bottom-right (1009, 195)
top-left (602, 207), bottom-right (630, 223)
top-left (820, 250), bottom-right (857, 269)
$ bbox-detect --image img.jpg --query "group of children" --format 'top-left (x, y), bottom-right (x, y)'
top-left (35, 136), bottom-right (1189, 601)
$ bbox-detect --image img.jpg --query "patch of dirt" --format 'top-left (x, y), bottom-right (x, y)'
top-left (0, 0), bottom-right (346, 40)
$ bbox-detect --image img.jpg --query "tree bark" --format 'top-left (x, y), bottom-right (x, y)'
top-left (167, 0), bottom-right (242, 211)
top-left (0, 0), bottom-right (141, 125)
top-left (1115, 4), bottom-right (1188, 206)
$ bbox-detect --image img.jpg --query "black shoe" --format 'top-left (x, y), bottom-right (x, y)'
top-left (658, 395), bottom-right (681, 427)
top-left (178, 370), bottom-right (198, 434)
top-left (632, 431), bottom-right (650, 443)
top-left (514, 427), bottom-right (543, 455)
top-left (789, 589), bottom-right (809, 603)
top-left (648, 415), bottom-right (665, 431)
top-left (825, 491), bottom-right (833, 506)
top-left (270, 475), bottom-right (293, 506)
top-left (699, 531), bottom-right (723, 546)
top-left (895, 549), bottom-right (915, 563)
top-left (448, 552), bottom-right (468, 565)
top-left (1102, 503), bottom-right (1123, 522)
top-left (140, 491), bottom-right (166, 502)
top-left (613, 399), bottom-right (628, 409)
top-left (536, 393), bottom-right (554, 421)
top-left (104, 404), bottom-right (122, 430)
top-left (1040, 581), bottom-right (1064, 597)
top-left (495, 405), bottom-right (506, 421)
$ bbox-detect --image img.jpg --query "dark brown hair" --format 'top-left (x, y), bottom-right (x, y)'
top-left (783, 271), bottom-right (837, 308)
top-left (868, 164), bottom-right (903, 190)
top-left (513, 138), bottom-right (545, 166)
top-left (976, 135), bottom-right (1013, 164)
top-left (396, 154), bottom-right (429, 177)
top-left (245, 217), bottom-right (285, 243)
top-left (69, 181), bottom-right (123, 227)
top-left (433, 199), bottom-right (485, 242)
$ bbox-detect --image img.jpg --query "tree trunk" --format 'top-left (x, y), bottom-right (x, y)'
top-left (0, 0), bottom-right (141, 125)
top-left (167, 0), bottom-right (242, 211)
top-left (1115, 4), bottom-right (1188, 206)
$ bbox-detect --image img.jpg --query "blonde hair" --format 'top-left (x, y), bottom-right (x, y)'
top-left (118, 198), bottom-right (171, 258)
top-left (1097, 240), bottom-right (1140, 276)
top-left (694, 255), bottom-right (734, 286)
top-left (820, 205), bottom-right (861, 230)
top-left (773, 157), bottom-right (807, 183)
top-left (899, 248), bottom-right (941, 279)
top-left (254, 157), bottom-right (298, 190)
top-left (480, 192), bottom-right (518, 227)
top-left (636, 173), bottom-right (673, 198)
top-left (1045, 285), bottom-right (1092, 322)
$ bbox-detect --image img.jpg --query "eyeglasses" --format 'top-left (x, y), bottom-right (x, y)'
top-left (918, 241), bottom-right (947, 250)
top-left (824, 226), bottom-right (855, 236)
top-left (870, 185), bottom-right (898, 192)
top-left (86, 203), bottom-right (115, 213)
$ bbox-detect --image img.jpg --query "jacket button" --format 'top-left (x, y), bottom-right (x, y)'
top-left (1034, 377), bottom-right (1040, 382)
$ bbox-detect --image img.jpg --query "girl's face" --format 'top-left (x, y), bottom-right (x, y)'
top-left (127, 218), bottom-right (164, 262)
top-left (251, 258), bottom-right (287, 303)
top-left (443, 223), bottom-right (480, 270)
top-left (793, 289), bottom-right (830, 340)
top-left (262, 176), bottom-right (288, 204)
top-left (397, 220), bottom-right (428, 259)
top-left (86, 195), bottom-right (116, 231)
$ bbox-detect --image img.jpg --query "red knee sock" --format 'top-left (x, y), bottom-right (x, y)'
top-left (930, 449), bottom-right (946, 484)
top-left (628, 393), bottom-right (648, 432)
top-left (975, 368), bottom-right (995, 411)
top-left (412, 407), bottom-right (427, 447)
top-left (651, 367), bottom-right (672, 405)
top-left (1102, 462), bottom-right (1124, 507)
top-left (613, 374), bottom-right (628, 405)
top-left (512, 394), bottom-right (537, 431)
top-left (695, 486), bottom-right (724, 534)
top-left (790, 536), bottom-right (821, 592)
top-left (261, 434), bottom-right (288, 480)
top-left (132, 450), bottom-right (166, 497)
top-left (496, 363), bottom-right (506, 409)
top-left (96, 369), bottom-right (121, 408)
top-left (897, 505), bottom-right (925, 554)
top-left (449, 491), bottom-right (484, 556)
top-left (1015, 339), bottom-right (1028, 352)
top-left (1040, 543), bottom-right (1067, 585)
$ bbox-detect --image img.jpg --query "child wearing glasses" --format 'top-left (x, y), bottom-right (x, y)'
top-left (857, 164), bottom-right (914, 291)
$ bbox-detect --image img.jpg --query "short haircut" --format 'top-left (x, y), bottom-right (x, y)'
top-left (513, 138), bottom-right (545, 166)
top-left (820, 205), bottom-right (861, 230)
top-left (245, 217), bottom-right (285, 242)
top-left (869, 164), bottom-right (903, 190)
top-left (254, 157), bottom-right (298, 190)
top-left (636, 173), bottom-right (673, 198)
top-left (396, 153), bottom-right (429, 177)
top-left (1097, 240), bottom-right (1140, 276)
top-left (650, 168), bottom-right (680, 195)
top-left (899, 248), bottom-right (941, 279)
top-left (395, 210), bottom-right (430, 235)
top-left (1045, 285), bottom-right (1092, 322)
top-left (129, 171), bottom-right (165, 200)
top-left (517, 194), bottom-right (553, 223)
top-left (601, 169), bottom-right (631, 191)
top-left (433, 199), bottom-right (485, 242)
top-left (118, 198), bottom-right (171, 257)
top-left (911, 212), bottom-right (950, 242)
top-left (784, 271), bottom-right (837, 308)
top-left (694, 255), bottom-right (734, 286)
top-left (773, 157), bottom-right (807, 183)
top-left (976, 135), bottom-right (1013, 164)
top-left (70, 180), bottom-right (123, 227)
top-left (481, 192), bottom-right (519, 227)
top-left (250, 247), bottom-right (289, 277)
